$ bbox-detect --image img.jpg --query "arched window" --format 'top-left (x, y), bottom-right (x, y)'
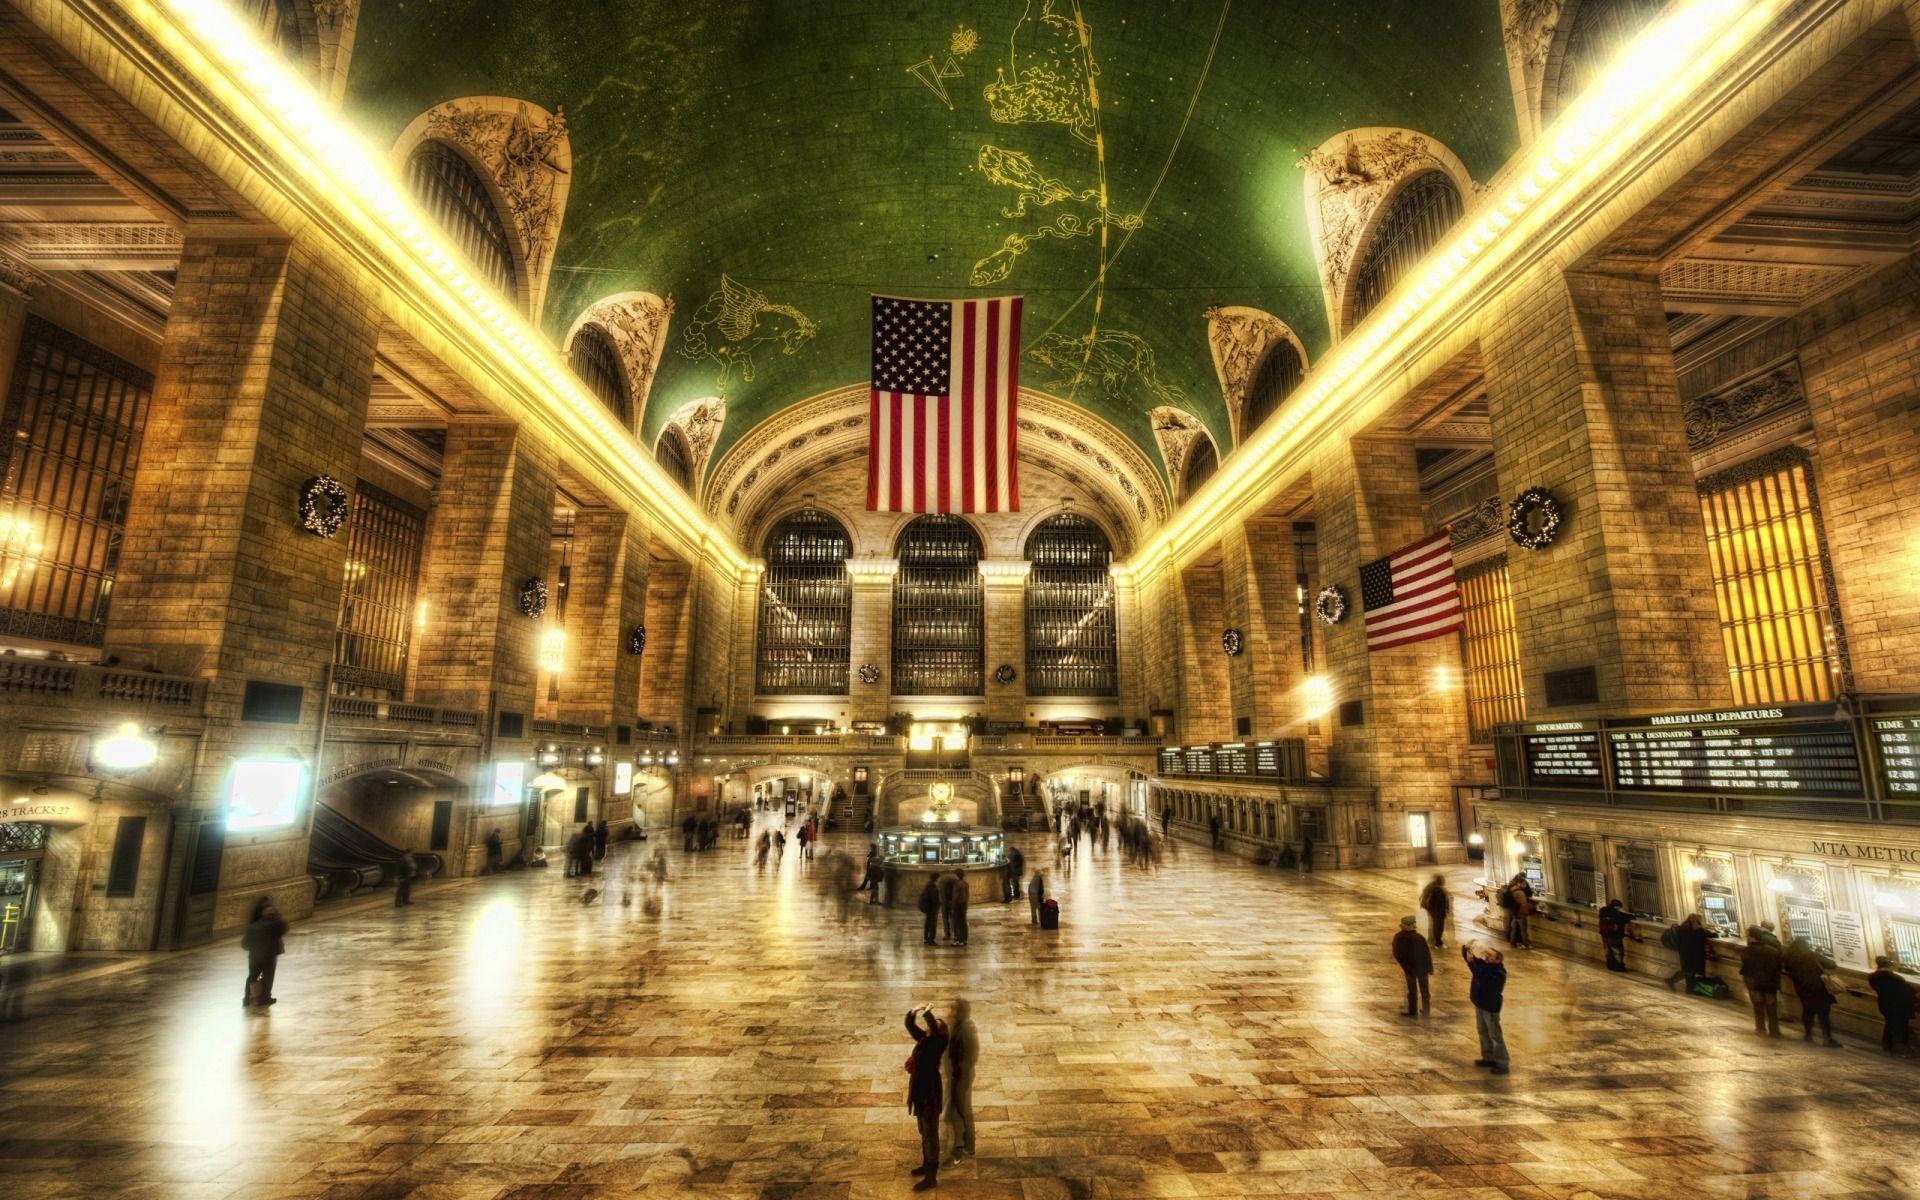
top-left (1243, 341), bottom-right (1304, 438)
top-left (892, 515), bottom-right (983, 695)
top-left (1182, 436), bottom-right (1218, 500)
top-left (756, 510), bottom-right (852, 695)
top-left (242, 0), bottom-right (301, 53)
top-left (569, 324), bottom-right (630, 427)
top-left (655, 428), bottom-right (694, 493)
top-left (1555, 0), bottom-right (1666, 114)
top-left (405, 140), bottom-right (517, 299)
top-left (1349, 170), bottom-right (1463, 328)
top-left (1025, 514), bottom-right (1116, 696)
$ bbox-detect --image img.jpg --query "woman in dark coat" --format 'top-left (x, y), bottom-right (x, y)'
top-left (1783, 935), bottom-right (1841, 1047)
top-left (1664, 914), bottom-right (1712, 992)
top-left (904, 1006), bottom-right (949, 1191)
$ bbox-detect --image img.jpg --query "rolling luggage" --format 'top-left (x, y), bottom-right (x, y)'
top-left (1040, 898), bottom-right (1060, 930)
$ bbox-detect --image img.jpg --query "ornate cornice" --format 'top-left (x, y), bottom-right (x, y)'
top-left (1684, 365), bottom-right (1806, 452)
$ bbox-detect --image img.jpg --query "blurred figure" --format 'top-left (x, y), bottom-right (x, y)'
top-left (903, 1006), bottom-right (949, 1191)
top-left (1664, 913), bottom-right (1711, 993)
top-left (1418, 873), bottom-right (1450, 949)
top-left (241, 897), bottom-right (288, 1008)
top-left (944, 998), bottom-right (978, 1160)
top-left (1868, 955), bottom-right (1917, 1055)
top-left (857, 844), bottom-right (881, 895)
top-left (393, 851), bottom-right (415, 908)
top-left (483, 827), bottom-right (503, 875)
top-left (1501, 873), bottom-right (1532, 948)
top-left (1740, 925), bottom-right (1782, 1038)
top-left (1028, 868), bottom-right (1047, 926)
top-left (1463, 942), bottom-right (1509, 1074)
top-left (1392, 915), bottom-right (1433, 1017)
top-left (918, 876), bottom-right (940, 946)
top-left (949, 871), bottom-right (970, 947)
top-left (593, 818), bottom-right (609, 861)
top-left (1004, 845), bottom-right (1025, 902)
top-left (1598, 899), bottom-right (1631, 971)
top-left (1783, 935), bottom-right (1840, 1047)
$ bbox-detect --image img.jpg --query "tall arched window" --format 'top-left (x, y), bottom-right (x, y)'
top-left (892, 515), bottom-right (983, 695)
top-left (1243, 341), bottom-right (1304, 438)
top-left (242, 0), bottom-right (301, 53)
top-left (569, 325), bottom-right (630, 427)
top-left (1554, 0), bottom-right (1666, 114)
top-left (1349, 170), bottom-right (1463, 328)
top-left (1025, 514), bottom-right (1116, 697)
top-left (1182, 436), bottom-right (1218, 500)
top-left (405, 140), bottom-right (517, 299)
top-left (756, 510), bottom-right (852, 695)
top-left (655, 428), bottom-right (694, 493)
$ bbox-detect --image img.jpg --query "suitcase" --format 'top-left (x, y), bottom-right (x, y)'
top-left (1040, 900), bottom-right (1059, 931)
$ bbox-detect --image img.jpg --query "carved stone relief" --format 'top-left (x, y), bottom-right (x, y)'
top-left (663, 396), bottom-right (727, 486)
top-left (567, 291), bottom-right (674, 422)
top-left (1148, 406), bottom-right (1208, 487)
top-left (1684, 366), bottom-right (1807, 452)
top-left (1203, 305), bottom-right (1304, 444)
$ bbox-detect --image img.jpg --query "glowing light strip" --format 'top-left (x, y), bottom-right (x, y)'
top-left (1129, 0), bottom-right (1785, 575)
top-left (104, 0), bottom-right (747, 574)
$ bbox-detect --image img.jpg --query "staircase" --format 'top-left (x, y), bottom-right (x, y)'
top-left (308, 802), bottom-right (443, 900)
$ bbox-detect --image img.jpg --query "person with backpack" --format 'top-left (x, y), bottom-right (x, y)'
top-left (1663, 914), bottom-right (1711, 993)
top-left (1740, 925), bottom-right (1784, 1037)
top-left (1783, 935), bottom-right (1841, 1047)
top-left (1598, 900), bottom-right (1630, 972)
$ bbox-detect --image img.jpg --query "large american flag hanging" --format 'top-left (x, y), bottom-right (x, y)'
top-left (869, 294), bottom-right (1022, 513)
top-left (1360, 531), bottom-right (1463, 651)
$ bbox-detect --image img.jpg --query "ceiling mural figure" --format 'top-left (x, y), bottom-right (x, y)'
top-left (663, 396), bottom-right (728, 485)
top-left (1147, 405), bottom-right (1208, 486)
top-left (1204, 305), bottom-right (1304, 446)
top-left (1028, 328), bottom-right (1181, 415)
top-left (906, 25), bottom-right (979, 110)
top-left (566, 290), bottom-right (674, 423)
top-left (678, 275), bottom-right (819, 389)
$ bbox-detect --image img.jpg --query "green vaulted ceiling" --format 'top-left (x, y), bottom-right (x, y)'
top-left (347, 1), bottom-right (1518, 473)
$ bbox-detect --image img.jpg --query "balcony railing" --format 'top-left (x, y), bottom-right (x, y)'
top-left (0, 660), bottom-right (203, 713)
top-left (698, 732), bottom-right (901, 751)
top-left (326, 694), bottom-right (481, 732)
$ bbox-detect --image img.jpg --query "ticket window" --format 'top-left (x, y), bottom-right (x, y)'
top-left (1685, 853), bottom-right (1741, 939)
top-left (1512, 833), bottom-right (1546, 894)
top-left (1560, 837), bottom-right (1598, 908)
top-left (1767, 865), bottom-right (1832, 957)
top-left (1622, 844), bottom-right (1664, 920)
top-left (1872, 877), bottom-right (1920, 974)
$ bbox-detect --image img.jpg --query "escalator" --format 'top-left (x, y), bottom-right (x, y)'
top-left (307, 802), bottom-right (444, 902)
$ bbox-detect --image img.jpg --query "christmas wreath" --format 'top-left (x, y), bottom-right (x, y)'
top-left (1507, 487), bottom-right (1563, 550)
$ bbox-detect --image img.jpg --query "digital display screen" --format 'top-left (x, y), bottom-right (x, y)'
top-left (1872, 716), bottom-right (1920, 796)
top-left (613, 761), bottom-right (633, 795)
top-left (491, 761), bottom-right (526, 808)
top-left (1609, 721), bottom-right (1861, 797)
top-left (1255, 743), bottom-right (1280, 775)
top-left (225, 758), bottom-right (303, 832)
top-left (1214, 744), bottom-right (1249, 775)
top-left (1523, 731), bottom-right (1603, 787)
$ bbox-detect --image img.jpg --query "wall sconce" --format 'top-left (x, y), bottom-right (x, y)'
top-left (93, 722), bottom-right (159, 774)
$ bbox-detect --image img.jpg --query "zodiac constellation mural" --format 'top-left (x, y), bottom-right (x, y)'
top-left (677, 275), bottom-right (818, 389)
top-left (1025, 329), bottom-right (1183, 412)
top-left (907, 26), bottom-right (981, 110)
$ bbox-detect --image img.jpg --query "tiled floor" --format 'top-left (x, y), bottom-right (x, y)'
top-left (3, 822), bottom-right (1919, 1199)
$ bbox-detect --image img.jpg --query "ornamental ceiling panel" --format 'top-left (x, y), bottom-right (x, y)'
top-left (347, 0), bottom-right (1515, 469)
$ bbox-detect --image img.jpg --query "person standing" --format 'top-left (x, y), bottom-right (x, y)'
top-left (1502, 873), bottom-right (1533, 948)
top-left (937, 871), bottom-right (959, 944)
top-left (796, 820), bottom-right (811, 864)
top-left (1300, 832), bottom-right (1314, 873)
top-left (1867, 956), bottom-right (1917, 1055)
top-left (918, 876), bottom-right (940, 946)
top-left (1208, 810), bottom-right (1222, 851)
top-left (1464, 943), bottom-right (1509, 1074)
top-left (903, 1006), bottom-right (949, 1191)
top-left (1160, 806), bottom-right (1171, 839)
top-left (593, 819), bottom-right (609, 861)
top-left (241, 898), bottom-right (288, 1008)
top-left (857, 844), bottom-right (881, 895)
top-left (1418, 874), bottom-right (1450, 950)
top-left (1664, 914), bottom-right (1711, 993)
top-left (1392, 915), bottom-right (1434, 1017)
top-left (682, 812), bottom-right (697, 853)
top-left (483, 827), bottom-right (503, 875)
top-left (393, 851), bottom-right (415, 908)
top-left (1783, 935), bottom-right (1841, 1047)
top-left (949, 871), bottom-right (970, 947)
top-left (944, 999), bottom-right (978, 1161)
top-left (1598, 900), bottom-right (1631, 972)
top-left (1028, 868), bottom-right (1046, 926)
top-left (1005, 846), bottom-right (1025, 903)
top-left (1740, 925), bottom-right (1783, 1038)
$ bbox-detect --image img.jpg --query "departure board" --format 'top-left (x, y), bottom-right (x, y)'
top-left (1158, 748), bottom-right (1181, 775)
top-left (1214, 744), bottom-right (1249, 776)
top-left (1523, 730), bottom-right (1604, 787)
top-left (1608, 718), bottom-right (1862, 797)
top-left (1255, 742), bottom-right (1280, 776)
top-left (1183, 745), bottom-right (1214, 774)
top-left (1870, 716), bottom-right (1920, 796)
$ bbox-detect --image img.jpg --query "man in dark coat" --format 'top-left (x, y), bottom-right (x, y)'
top-left (1208, 811), bottom-right (1222, 850)
top-left (593, 819), bottom-right (609, 860)
top-left (1418, 874), bottom-right (1451, 950)
top-left (904, 1006), bottom-right (949, 1190)
top-left (857, 844), bottom-right (881, 895)
top-left (483, 827), bottom-right (503, 875)
top-left (1598, 900), bottom-right (1631, 972)
top-left (682, 812), bottom-right (697, 852)
top-left (1740, 925), bottom-right (1784, 1037)
top-left (241, 898), bottom-right (288, 1007)
top-left (1783, 935), bottom-right (1840, 1047)
top-left (1005, 846), bottom-right (1025, 902)
top-left (918, 876), bottom-right (940, 946)
top-left (1392, 915), bottom-right (1434, 1016)
top-left (1867, 956), bottom-right (1917, 1054)
top-left (1464, 943), bottom-right (1509, 1073)
top-left (937, 871), bottom-right (959, 944)
top-left (1664, 914), bottom-right (1710, 992)
top-left (949, 871), bottom-right (970, 947)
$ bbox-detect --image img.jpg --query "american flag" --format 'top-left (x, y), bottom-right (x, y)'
top-left (1360, 531), bottom-right (1463, 651)
top-left (869, 294), bottom-right (1021, 513)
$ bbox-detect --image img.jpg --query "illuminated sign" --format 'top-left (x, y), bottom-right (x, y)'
top-left (491, 761), bottom-right (526, 808)
top-left (613, 761), bottom-right (633, 796)
top-left (226, 757), bottom-right (304, 832)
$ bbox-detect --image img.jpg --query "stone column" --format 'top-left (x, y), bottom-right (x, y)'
top-left (552, 507), bottom-right (652, 729)
top-left (1482, 266), bottom-right (1730, 713)
top-left (1222, 519), bottom-right (1305, 739)
top-left (980, 558), bottom-right (1029, 727)
top-left (726, 560), bottom-right (763, 730)
top-left (1176, 557), bottom-right (1232, 744)
top-left (1111, 563), bottom-right (1147, 725)
top-left (105, 235), bottom-right (380, 940)
top-left (846, 556), bottom-right (898, 724)
top-left (1310, 431), bottom-right (1469, 866)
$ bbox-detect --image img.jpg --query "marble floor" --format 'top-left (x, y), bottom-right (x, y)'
top-left (3, 824), bottom-right (1920, 1200)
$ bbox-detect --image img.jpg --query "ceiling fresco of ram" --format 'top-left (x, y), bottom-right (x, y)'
top-left (347, 1), bottom-right (1517, 474)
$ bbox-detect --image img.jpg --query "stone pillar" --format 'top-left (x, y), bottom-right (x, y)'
top-left (105, 235), bottom-right (380, 940)
top-left (1310, 431), bottom-right (1469, 865)
top-left (552, 508), bottom-right (652, 729)
top-left (1483, 267), bottom-right (1730, 714)
top-left (637, 554), bottom-right (694, 730)
top-left (726, 560), bottom-right (763, 729)
top-left (1222, 519), bottom-right (1305, 739)
top-left (980, 558), bottom-right (1029, 727)
top-left (1797, 259), bottom-right (1920, 693)
top-left (411, 421), bottom-right (557, 871)
top-left (847, 557), bottom-right (898, 724)
top-left (1111, 564), bottom-right (1147, 726)
top-left (1176, 557), bottom-right (1232, 744)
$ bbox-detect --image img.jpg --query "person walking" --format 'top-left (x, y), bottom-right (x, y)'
top-left (1739, 925), bottom-right (1783, 1037)
top-left (950, 871), bottom-right (970, 947)
top-left (1598, 900), bottom-right (1631, 972)
top-left (1867, 956), bottom-right (1917, 1055)
top-left (241, 897), bottom-right (288, 1008)
top-left (1392, 915), bottom-right (1434, 1017)
top-left (682, 812), bottom-right (697, 853)
top-left (593, 819), bottom-right (609, 861)
top-left (1005, 846), bottom-right (1025, 903)
top-left (903, 1006), bottom-right (949, 1191)
top-left (1783, 934), bottom-right (1841, 1047)
top-left (796, 820), bottom-right (812, 864)
top-left (1160, 806), bottom-right (1171, 839)
top-left (857, 844), bottom-right (881, 895)
top-left (393, 851), bottom-right (415, 907)
top-left (1028, 868), bottom-right (1046, 926)
top-left (944, 998), bottom-right (978, 1161)
top-left (1664, 914), bottom-right (1711, 993)
top-left (1464, 943), bottom-right (1509, 1074)
top-left (918, 876), bottom-right (940, 946)
top-left (1418, 874), bottom-right (1450, 950)
top-left (1300, 832), bottom-right (1314, 873)
top-left (1208, 810), bottom-right (1222, 850)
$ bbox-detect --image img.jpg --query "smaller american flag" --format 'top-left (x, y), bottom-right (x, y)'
top-left (1360, 531), bottom-right (1463, 651)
